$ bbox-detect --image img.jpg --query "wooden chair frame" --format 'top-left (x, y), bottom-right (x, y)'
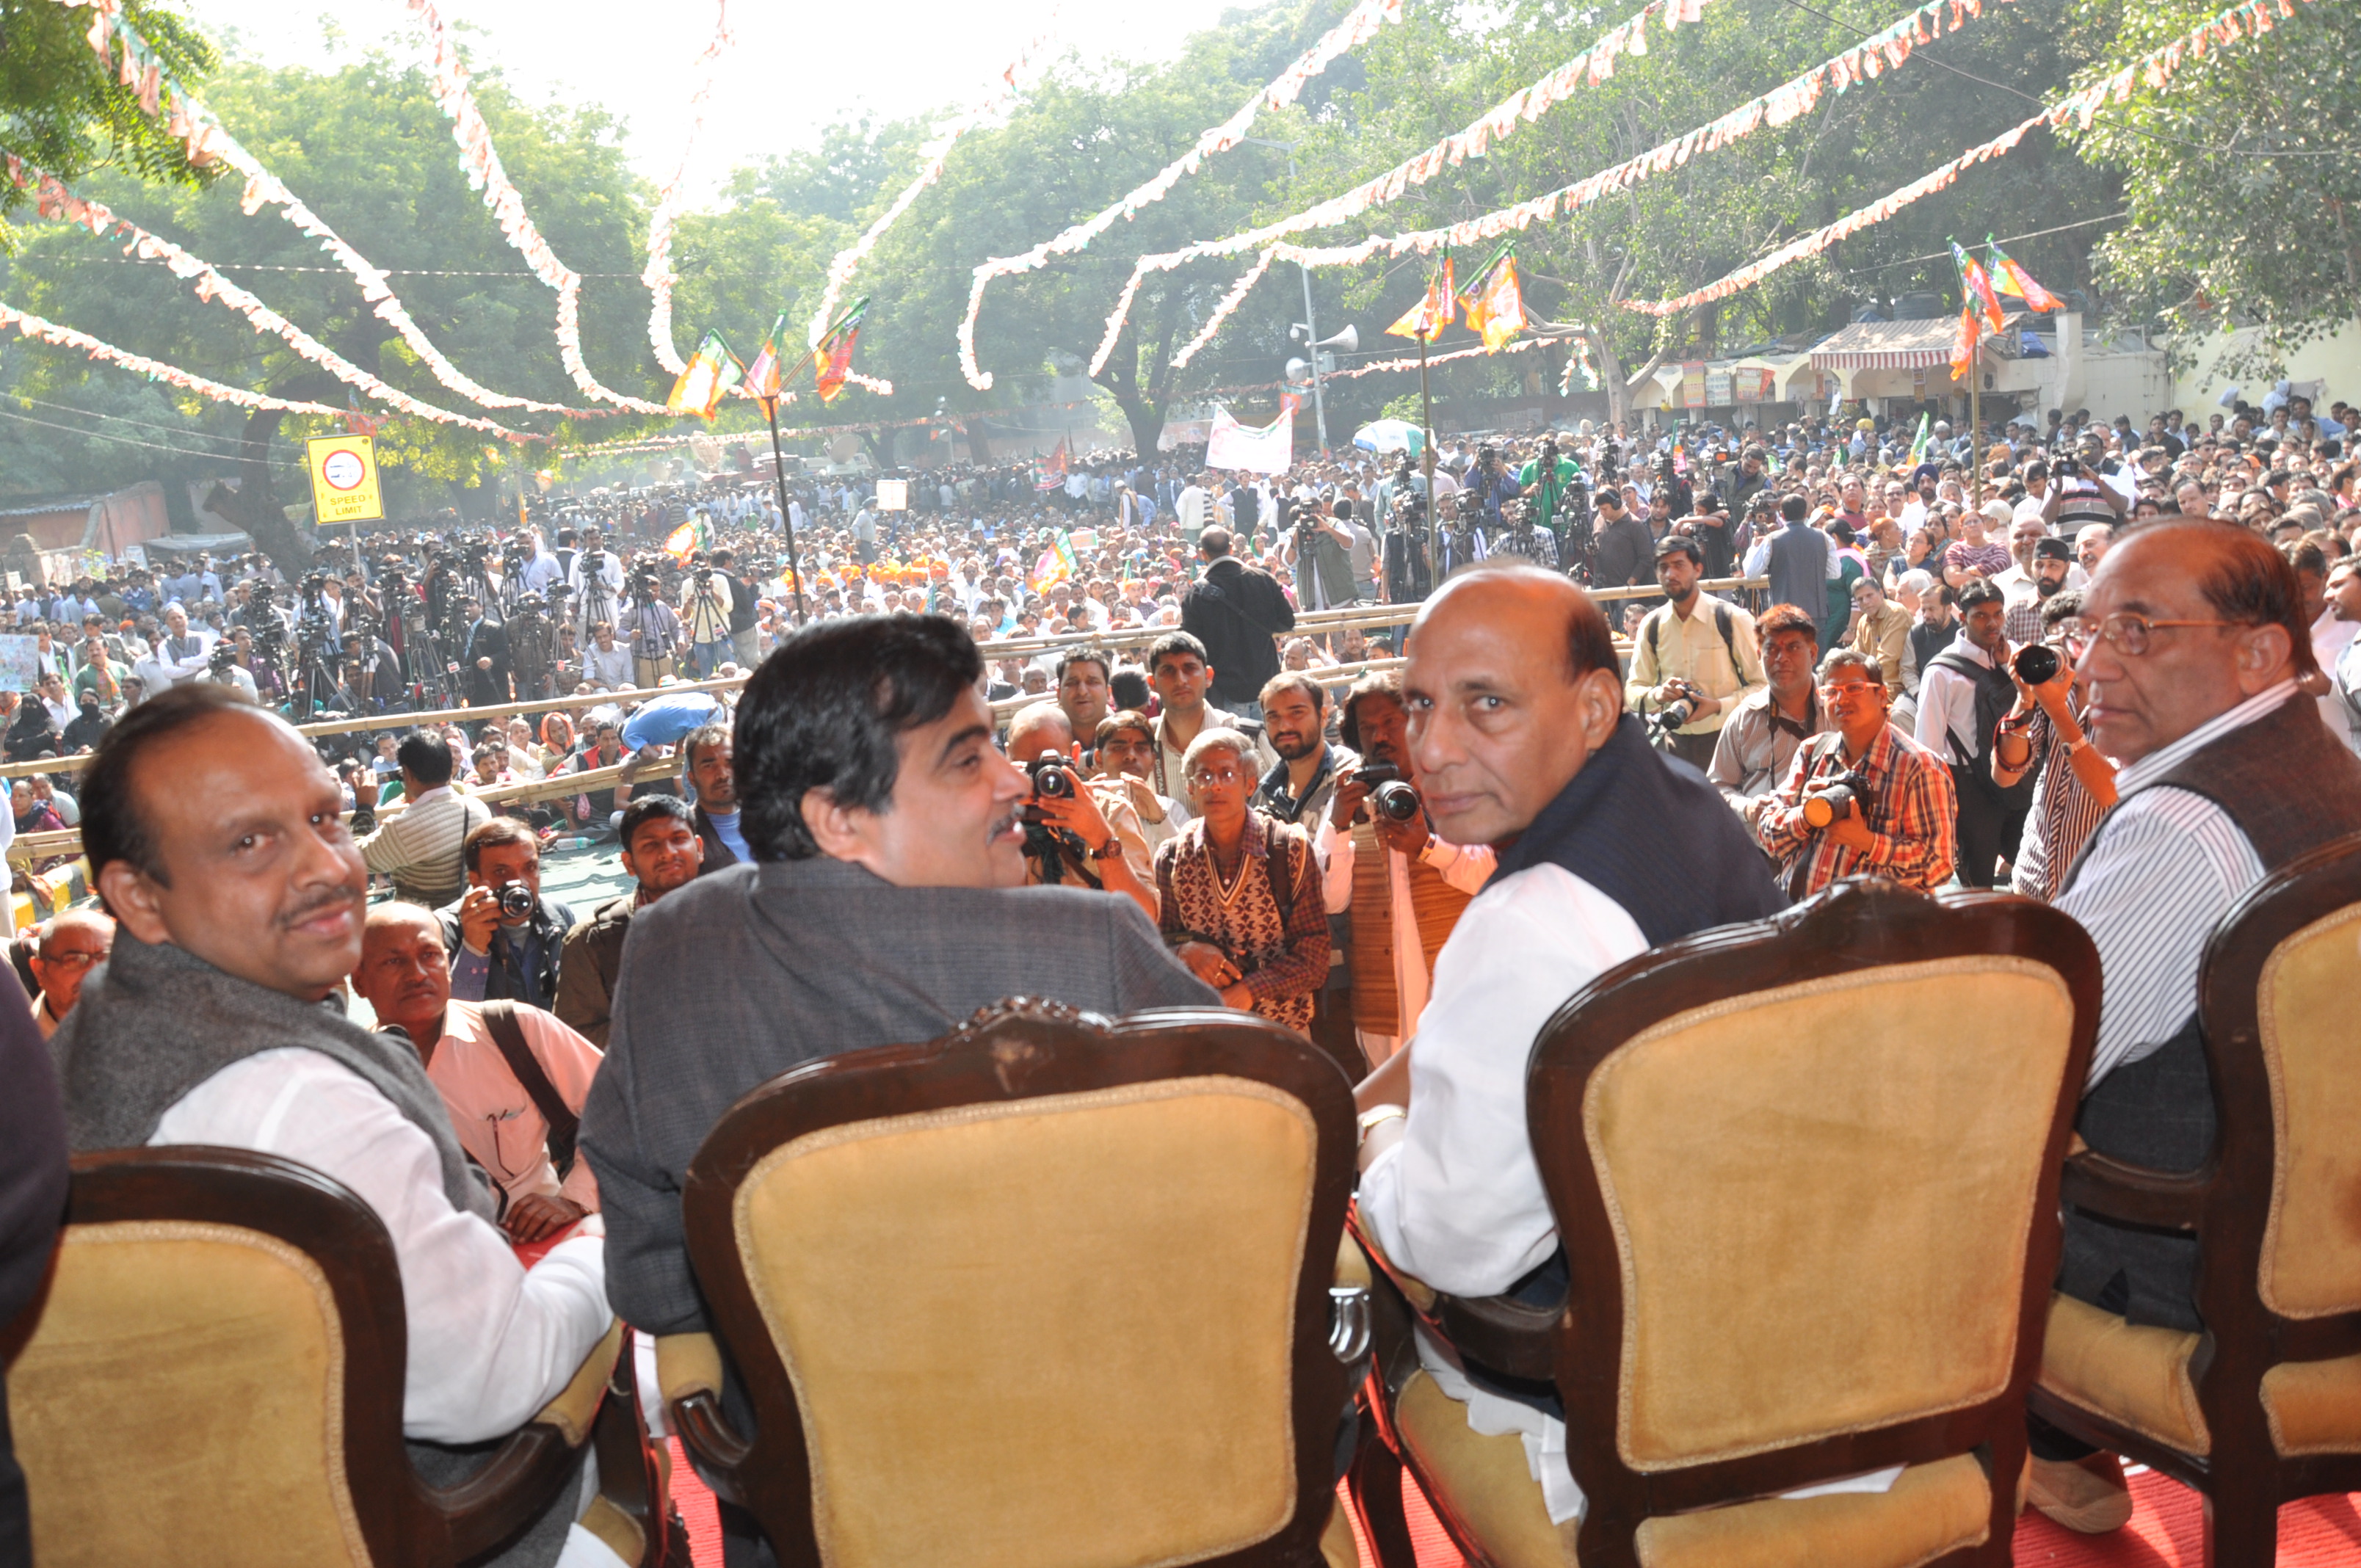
top-left (2028, 834), bottom-right (2361, 1566)
top-left (1350, 880), bottom-right (2098, 1568)
top-left (673, 998), bottom-right (1361, 1568)
top-left (2, 1145), bottom-right (600, 1567)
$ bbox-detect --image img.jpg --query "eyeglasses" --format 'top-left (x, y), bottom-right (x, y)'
top-left (2057, 612), bottom-right (2252, 658)
top-left (1186, 765), bottom-right (1250, 788)
top-left (40, 948), bottom-right (108, 970)
top-left (1818, 678), bottom-right (1887, 701)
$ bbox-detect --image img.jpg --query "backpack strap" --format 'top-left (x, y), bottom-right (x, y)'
top-left (480, 1001), bottom-right (577, 1179)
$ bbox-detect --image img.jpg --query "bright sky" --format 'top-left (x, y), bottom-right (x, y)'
top-left (184, 0), bottom-right (1241, 203)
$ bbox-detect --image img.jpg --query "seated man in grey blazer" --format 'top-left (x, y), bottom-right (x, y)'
top-left (580, 611), bottom-right (1216, 1443)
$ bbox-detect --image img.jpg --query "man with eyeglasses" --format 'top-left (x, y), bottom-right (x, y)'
top-left (2026, 521), bottom-right (2361, 1533)
top-left (29, 908), bottom-right (112, 1039)
top-left (1754, 647), bottom-right (1955, 898)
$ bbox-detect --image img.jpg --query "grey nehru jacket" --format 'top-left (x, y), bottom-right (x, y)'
top-left (580, 857), bottom-right (1220, 1335)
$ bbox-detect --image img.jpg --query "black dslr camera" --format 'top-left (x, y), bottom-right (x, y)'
top-left (495, 882), bottom-right (537, 921)
top-left (1020, 755), bottom-right (1087, 879)
top-left (1801, 769), bottom-right (1874, 829)
top-left (1356, 761), bottom-right (1422, 824)
top-left (1654, 678), bottom-right (1702, 732)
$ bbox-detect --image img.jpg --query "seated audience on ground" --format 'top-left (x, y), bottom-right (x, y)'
top-left (354, 901), bottom-right (603, 1244)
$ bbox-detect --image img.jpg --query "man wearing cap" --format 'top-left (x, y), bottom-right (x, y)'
top-left (1625, 534), bottom-right (1765, 769)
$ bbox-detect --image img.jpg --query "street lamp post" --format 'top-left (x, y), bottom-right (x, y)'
top-left (1243, 137), bottom-right (1330, 455)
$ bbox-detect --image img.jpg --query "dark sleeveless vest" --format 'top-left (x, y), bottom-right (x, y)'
top-left (1491, 714), bottom-right (1787, 947)
top-left (2058, 694), bottom-right (2361, 1330)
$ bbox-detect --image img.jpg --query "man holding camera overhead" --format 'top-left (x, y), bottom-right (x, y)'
top-left (1755, 647), bottom-right (1956, 899)
top-left (1624, 534), bottom-right (1766, 771)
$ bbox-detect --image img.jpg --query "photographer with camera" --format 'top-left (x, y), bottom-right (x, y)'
top-left (1589, 487), bottom-right (1653, 590)
top-left (436, 819), bottom-right (577, 1013)
top-left (1708, 603), bottom-right (1832, 830)
top-left (1917, 578), bottom-right (2034, 887)
top-left (1992, 589), bottom-right (2117, 901)
top-left (197, 635), bottom-right (259, 702)
top-left (620, 567), bottom-right (683, 688)
top-left (1625, 535), bottom-right (1766, 769)
top-left (1004, 702), bottom-right (1158, 921)
top-left (1755, 647), bottom-right (1957, 898)
top-left (711, 548), bottom-right (761, 670)
top-left (678, 552), bottom-right (736, 678)
top-left (1316, 670), bottom-right (1494, 1067)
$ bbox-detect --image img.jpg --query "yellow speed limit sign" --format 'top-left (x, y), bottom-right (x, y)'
top-left (305, 434), bottom-right (385, 525)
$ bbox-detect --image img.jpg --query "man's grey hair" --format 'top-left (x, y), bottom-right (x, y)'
top-left (1181, 726), bottom-right (1254, 777)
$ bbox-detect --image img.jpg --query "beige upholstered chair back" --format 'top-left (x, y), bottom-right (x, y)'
top-left (1579, 952), bottom-right (2079, 1471)
top-left (2255, 899), bottom-right (2361, 1321)
top-left (8, 1217), bottom-right (373, 1568)
top-left (730, 1070), bottom-right (1323, 1568)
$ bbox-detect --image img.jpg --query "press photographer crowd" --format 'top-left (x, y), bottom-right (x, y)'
top-left (5, 377), bottom-right (2360, 1564)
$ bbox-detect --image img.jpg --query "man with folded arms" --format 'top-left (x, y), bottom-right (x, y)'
top-left (2026, 522), bottom-right (2361, 1531)
top-left (52, 686), bottom-right (620, 1568)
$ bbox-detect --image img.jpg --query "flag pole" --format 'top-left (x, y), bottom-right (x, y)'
top-left (763, 396), bottom-right (809, 627)
top-left (1970, 336), bottom-right (1984, 512)
top-left (1418, 325), bottom-right (1437, 543)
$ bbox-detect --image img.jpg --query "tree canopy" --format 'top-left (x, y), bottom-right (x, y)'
top-left (0, 0), bottom-right (2347, 524)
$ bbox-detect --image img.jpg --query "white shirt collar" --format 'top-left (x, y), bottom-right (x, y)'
top-left (2116, 679), bottom-right (2300, 794)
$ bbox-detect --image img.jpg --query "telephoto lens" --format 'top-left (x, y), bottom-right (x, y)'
top-left (1655, 697), bottom-right (1697, 731)
top-left (2013, 643), bottom-right (2062, 686)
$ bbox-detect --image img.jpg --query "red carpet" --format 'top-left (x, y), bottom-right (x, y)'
top-left (666, 1445), bottom-right (2361, 1566)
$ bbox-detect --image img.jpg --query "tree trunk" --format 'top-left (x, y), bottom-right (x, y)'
top-left (961, 413), bottom-right (994, 465)
top-left (1090, 310), bottom-right (1169, 458)
top-left (203, 404), bottom-right (315, 581)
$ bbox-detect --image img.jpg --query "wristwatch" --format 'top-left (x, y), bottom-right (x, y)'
top-left (1090, 835), bottom-right (1125, 861)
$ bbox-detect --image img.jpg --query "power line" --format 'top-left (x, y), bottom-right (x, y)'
top-left (1840, 211), bottom-right (2130, 273)
top-left (0, 403), bottom-right (296, 464)
top-left (7, 393), bottom-right (255, 450)
top-left (98, 258), bottom-right (646, 278)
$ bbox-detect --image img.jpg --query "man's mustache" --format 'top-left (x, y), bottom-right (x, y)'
top-left (280, 882), bottom-right (363, 930)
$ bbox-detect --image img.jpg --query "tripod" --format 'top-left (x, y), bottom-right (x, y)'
top-left (685, 573), bottom-right (730, 678)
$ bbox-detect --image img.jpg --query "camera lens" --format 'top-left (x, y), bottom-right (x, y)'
top-left (2014, 644), bottom-right (2062, 686)
top-left (497, 883), bottom-right (536, 921)
top-left (1030, 761), bottom-right (1074, 799)
top-left (1655, 698), bottom-right (1696, 731)
top-left (1371, 780), bottom-right (1423, 823)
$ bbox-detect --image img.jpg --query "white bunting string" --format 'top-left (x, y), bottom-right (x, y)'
top-left (957, 0), bottom-right (1403, 390)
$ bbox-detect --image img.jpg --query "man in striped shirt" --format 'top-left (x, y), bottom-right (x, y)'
top-left (2028, 521), bottom-right (2361, 1533)
top-left (358, 732), bottom-right (490, 910)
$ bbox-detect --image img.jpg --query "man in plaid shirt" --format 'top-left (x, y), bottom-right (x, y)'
top-left (1755, 647), bottom-right (1958, 898)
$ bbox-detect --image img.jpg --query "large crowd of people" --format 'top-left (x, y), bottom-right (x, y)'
top-left (2, 378), bottom-right (2357, 1564)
